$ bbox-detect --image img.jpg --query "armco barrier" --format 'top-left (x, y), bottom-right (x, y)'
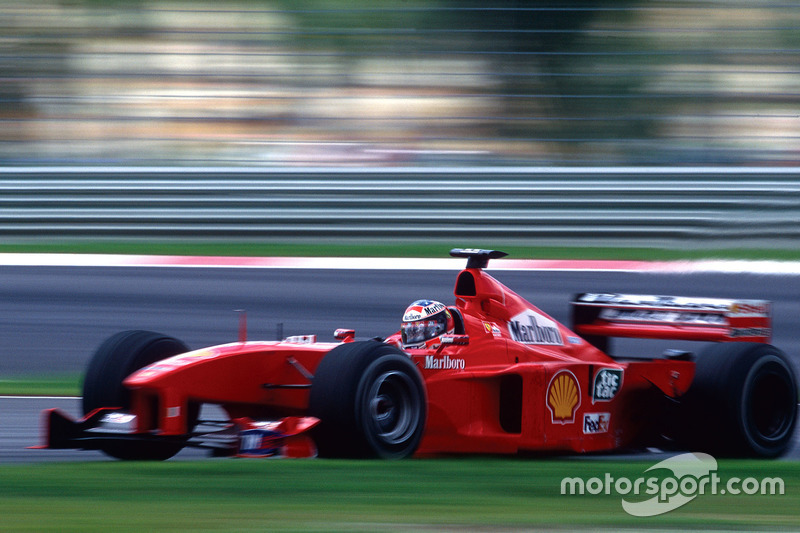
top-left (1, 167), bottom-right (799, 245)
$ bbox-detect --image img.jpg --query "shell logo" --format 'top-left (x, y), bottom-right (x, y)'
top-left (547, 370), bottom-right (581, 424)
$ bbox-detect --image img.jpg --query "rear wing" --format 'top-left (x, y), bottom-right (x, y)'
top-left (572, 293), bottom-right (771, 350)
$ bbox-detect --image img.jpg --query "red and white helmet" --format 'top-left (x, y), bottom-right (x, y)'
top-left (401, 299), bottom-right (455, 348)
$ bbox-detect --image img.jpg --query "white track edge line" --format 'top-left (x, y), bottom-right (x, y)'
top-left (2, 253), bottom-right (800, 275)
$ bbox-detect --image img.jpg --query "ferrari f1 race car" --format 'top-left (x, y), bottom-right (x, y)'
top-left (40, 249), bottom-right (797, 460)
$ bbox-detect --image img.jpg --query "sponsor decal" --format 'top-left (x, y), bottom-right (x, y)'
top-left (181, 348), bottom-right (215, 358)
top-left (283, 335), bottom-right (317, 344)
top-left (583, 413), bottom-right (610, 434)
top-left (403, 300), bottom-right (446, 322)
top-left (547, 370), bottom-right (581, 424)
top-left (483, 321), bottom-right (502, 337)
top-left (424, 355), bottom-right (466, 370)
top-left (239, 428), bottom-right (282, 457)
top-left (101, 413), bottom-right (136, 424)
top-left (508, 310), bottom-right (564, 346)
top-left (580, 294), bottom-right (771, 317)
top-left (730, 327), bottom-right (771, 338)
top-left (423, 302), bottom-right (446, 315)
top-left (729, 302), bottom-right (769, 316)
top-left (99, 412), bottom-right (137, 432)
top-left (155, 349), bottom-right (217, 369)
top-left (599, 308), bottom-right (726, 326)
top-left (135, 349), bottom-right (216, 375)
top-left (132, 364), bottom-right (170, 379)
top-left (578, 293), bottom-right (731, 312)
top-left (592, 368), bottom-right (623, 403)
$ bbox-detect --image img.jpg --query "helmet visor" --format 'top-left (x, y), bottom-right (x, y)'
top-left (401, 312), bottom-right (448, 346)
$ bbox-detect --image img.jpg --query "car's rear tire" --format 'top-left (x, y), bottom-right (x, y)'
top-left (82, 330), bottom-right (190, 460)
top-left (678, 342), bottom-right (797, 458)
top-left (308, 340), bottom-right (426, 459)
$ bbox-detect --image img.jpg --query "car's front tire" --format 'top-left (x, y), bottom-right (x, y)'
top-left (309, 340), bottom-right (427, 459)
top-left (82, 330), bottom-right (190, 460)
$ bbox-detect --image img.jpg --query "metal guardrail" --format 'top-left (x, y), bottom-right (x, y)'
top-left (1, 167), bottom-right (800, 245)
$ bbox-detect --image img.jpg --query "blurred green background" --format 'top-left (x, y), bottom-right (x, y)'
top-left (3, 1), bottom-right (798, 167)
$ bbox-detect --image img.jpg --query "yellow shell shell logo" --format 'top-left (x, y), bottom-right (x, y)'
top-left (547, 370), bottom-right (580, 424)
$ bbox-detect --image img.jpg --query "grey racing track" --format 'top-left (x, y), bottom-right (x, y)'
top-left (2, 265), bottom-right (799, 462)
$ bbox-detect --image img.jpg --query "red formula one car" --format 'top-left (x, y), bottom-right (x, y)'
top-left (40, 249), bottom-right (797, 460)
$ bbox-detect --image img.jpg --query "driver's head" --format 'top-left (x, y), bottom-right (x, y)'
top-left (401, 300), bottom-right (454, 348)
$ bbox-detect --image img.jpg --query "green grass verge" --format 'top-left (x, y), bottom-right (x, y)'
top-left (0, 458), bottom-right (797, 532)
top-left (0, 374), bottom-right (81, 397)
top-left (2, 241), bottom-right (800, 260)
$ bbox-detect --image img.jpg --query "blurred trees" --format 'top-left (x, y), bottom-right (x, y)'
top-left (1, 1), bottom-right (797, 165)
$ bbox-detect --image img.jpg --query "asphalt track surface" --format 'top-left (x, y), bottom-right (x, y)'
top-left (2, 264), bottom-right (800, 462)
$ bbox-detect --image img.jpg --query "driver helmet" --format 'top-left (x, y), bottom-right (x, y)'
top-left (401, 299), bottom-right (455, 348)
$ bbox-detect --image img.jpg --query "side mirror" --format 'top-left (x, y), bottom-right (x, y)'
top-left (334, 329), bottom-right (355, 342)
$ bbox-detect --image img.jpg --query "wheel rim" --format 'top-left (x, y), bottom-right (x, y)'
top-left (367, 370), bottom-right (421, 445)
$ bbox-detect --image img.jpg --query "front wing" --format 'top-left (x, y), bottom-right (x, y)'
top-left (36, 407), bottom-right (320, 458)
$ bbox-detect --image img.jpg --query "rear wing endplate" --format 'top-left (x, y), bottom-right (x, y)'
top-left (572, 293), bottom-right (771, 348)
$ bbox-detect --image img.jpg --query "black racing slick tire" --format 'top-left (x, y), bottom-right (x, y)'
top-left (308, 340), bottom-right (427, 459)
top-left (679, 342), bottom-right (798, 458)
top-left (82, 330), bottom-right (190, 460)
